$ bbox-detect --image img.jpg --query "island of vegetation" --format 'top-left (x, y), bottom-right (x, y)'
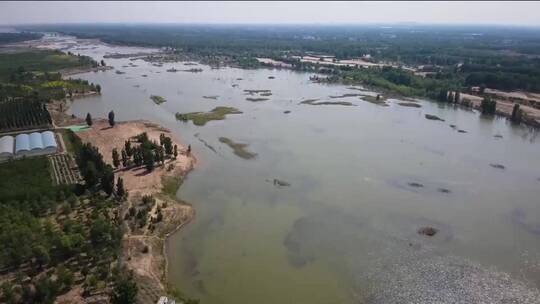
top-left (218, 137), bottom-right (257, 159)
top-left (175, 106), bottom-right (242, 126)
top-left (150, 95), bottom-right (167, 105)
top-left (300, 99), bottom-right (355, 106)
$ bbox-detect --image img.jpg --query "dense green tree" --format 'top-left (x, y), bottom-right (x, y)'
top-left (480, 96), bottom-right (496, 115)
top-left (83, 161), bottom-right (99, 187)
top-left (124, 140), bottom-right (132, 157)
top-left (112, 148), bottom-right (120, 168)
top-left (111, 275), bottom-right (138, 304)
top-left (86, 112), bottom-right (93, 126)
top-left (511, 103), bottom-right (522, 123)
top-left (121, 148), bottom-right (128, 167)
top-left (454, 91), bottom-right (460, 103)
top-left (143, 148), bottom-right (155, 171)
top-left (101, 165), bottom-right (115, 196)
top-left (116, 177), bottom-right (125, 198)
top-left (108, 110), bottom-right (115, 127)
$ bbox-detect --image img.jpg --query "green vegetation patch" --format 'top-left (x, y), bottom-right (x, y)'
top-left (202, 95), bottom-right (219, 100)
top-left (300, 99), bottom-right (355, 106)
top-left (150, 95), bottom-right (167, 105)
top-left (0, 50), bottom-right (95, 80)
top-left (246, 97), bottom-right (270, 102)
top-left (176, 106), bottom-right (242, 126)
top-left (162, 175), bottom-right (184, 199)
top-left (397, 102), bottom-right (422, 108)
top-left (219, 137), bottom-right (257, 159)
top-left (361, 95), bottom-right (389, 106)
top-left (0, 157), bottom-right (57, 202)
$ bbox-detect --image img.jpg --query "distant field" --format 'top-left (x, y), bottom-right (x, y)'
top-left (0, 50), bottom-right (94, 80)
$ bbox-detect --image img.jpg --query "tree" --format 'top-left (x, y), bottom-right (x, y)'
top-left (96, 84), bottom-right (101, 93)
top-left (447, 91), bottom-right (454, 103)
top-left (116, 177), bottom-right (125, 198)
top-left (124, 140), bottom-right (132, 157)
top-left (163, 137), bottom-right (173, 155)
top-left (121, 149), bottom-right (128, 167)
top-left (83, 161), bottom-right (99, 187)
top-left (101, 59), bottom-right (106, 66)
top-left (454, 91), bottom-right (460, 103)
top-left (32, 245), bottom-right (50, 269)
top-left (56, 266), bottom-right (74, 292)
top-left (111, 275), bottom-right (138, 304)
top-left (112, 148), bottom-right (120, 168)
top-left (108, 110), bottom-right (115, 127)
top-left (101, 165), bottom-right (115, 196)
top-left (511, 103), bottom-right (522, 123)
top-left (86, 113), bottom-right (93, 126)
top-left (156, 146), bottom-right (165, 165)
top-left (173, 144), bottom-right (178, 159)
top-left (143, 148), bottom-right (155, 171)
top-left (481, 97), bottom-right (496, 115)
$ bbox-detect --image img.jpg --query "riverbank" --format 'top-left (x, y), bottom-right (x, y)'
top-left (75, 119), bottom-right (196, 303)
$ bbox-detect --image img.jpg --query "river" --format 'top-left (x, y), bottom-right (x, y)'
top-left (41, 33), bottom-right (540, 303)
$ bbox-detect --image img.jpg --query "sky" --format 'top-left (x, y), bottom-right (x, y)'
top-left (1, 1), bottom-right (540, 26)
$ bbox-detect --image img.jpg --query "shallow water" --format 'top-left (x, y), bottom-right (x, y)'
top-left (44, 34), bottom-right (540, 303)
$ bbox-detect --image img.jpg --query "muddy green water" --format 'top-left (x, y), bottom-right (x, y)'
top-left (44, 34), bottom-right (540, 303)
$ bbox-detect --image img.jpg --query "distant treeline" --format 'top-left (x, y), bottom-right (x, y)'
top-left (0, 32), bottom-right (43, 44)
top-left (19, 24), bottom-right (540, 93)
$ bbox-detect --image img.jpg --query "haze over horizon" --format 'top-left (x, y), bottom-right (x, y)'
top-left (1, 1), bottom-right (540, 27)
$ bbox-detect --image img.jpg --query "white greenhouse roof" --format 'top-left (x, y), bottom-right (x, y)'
top-left (0, 136), bottom-right (14, 155)
top-left (41, 131), bottom-right (57, 149)
top-left (15, 134), bottom-right (29, 153)
top-left (29, 132), bottom-right (44, 150)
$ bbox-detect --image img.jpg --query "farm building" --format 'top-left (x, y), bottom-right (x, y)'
top-left (8, 131), bottom-right (59, 157)
top-left (0, 135), bottom-right (14, 160)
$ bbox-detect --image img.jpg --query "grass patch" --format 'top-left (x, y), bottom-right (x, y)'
top-left (161, 175), bottom-right (184, 199)
top-left (202, 95), bottom-right (219, 100)
top-left (0, 157), bottom-right (57, 202)
top-left (361, 95), bottom-right (389, 106)
top-left (300, 99), bottom-right (354, 106)
top-left (219, 137), bottom-right (257, 159)
top-left (397, 102), bottom-right (422, 108)
top-left (176, 106), bottom-right (242, 126)
top-left (150, 95), bottom-right (167, 105)
top-left (246, 97), bottom-right (269, 102)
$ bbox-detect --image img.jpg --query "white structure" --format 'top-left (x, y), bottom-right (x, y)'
top-left (0, 135), bottom-right (14, 160)
top-left (157, 296), bottom-right (176, 304)
top-left (15, 133), bottom-right (30, 156)
top-left (6, 131), bottom-right (58, 158)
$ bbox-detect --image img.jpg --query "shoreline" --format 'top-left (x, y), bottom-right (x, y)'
top-left (50, 63), bottom-right (198, 301)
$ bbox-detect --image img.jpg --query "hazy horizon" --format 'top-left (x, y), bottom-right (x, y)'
top-left (1, 1), bottom-right (540, 27)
